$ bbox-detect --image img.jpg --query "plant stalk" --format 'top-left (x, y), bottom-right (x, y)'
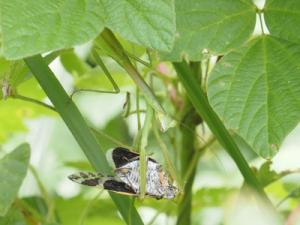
top-left (176, 100), bottom-right (198, 225)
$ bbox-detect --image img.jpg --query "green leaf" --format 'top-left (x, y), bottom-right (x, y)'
top-left (0, 0), bottom-right (105, 59)
top-left (0, 143), bottom-right (30, 216)
top-left (208, 36), bottom-right (300, 158)
top-left (164, 0), bottom-right (256, 61)
top-left (104, 0), bottom-right (176, 52)
top-left (1, 0), bottom-right (175, 59)
top-left (265, 0), bottom-right (300, 44)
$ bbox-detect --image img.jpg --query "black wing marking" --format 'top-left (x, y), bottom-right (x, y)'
top-left (68, 172), bottom-right (108, 187)
top-left (112, 147), bottom-right (157, 168)
top-left (103, 179), bottom-right (137, 195)
top-left (112, 147), bottom-right (140, 168)
top-left (68, 171), bottom-right (136, 195)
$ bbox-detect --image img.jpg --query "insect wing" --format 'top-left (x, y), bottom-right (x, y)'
top-left (68, 172), bottom-right (105, 186)
top-left (68, 171), bottom-right (137, 196)
top-left (103, 179), bottom-right (137, 196)
top-left (112, 147), bottom-right (140, 168)
top-left (112, 147), bottom-right (157, 168)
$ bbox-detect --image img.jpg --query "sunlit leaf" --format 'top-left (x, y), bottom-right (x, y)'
top-left (208, 36), bottom-right (300, 158)
top-left (1, 0), bottom-right (175, 60)
top-left (0, 0), bottom-right (105, 59)
top-left (265, 0), bottom-right (300, 44)
top-left (0, 143), bottom-right (30, 216)
top-left (104, 0), bottom-right (176, 52)
top-left (163, 0), bottom-right (256, 61)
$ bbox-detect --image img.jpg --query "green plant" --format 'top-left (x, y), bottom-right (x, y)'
top-left (1, 0), bottom-right (300, 224)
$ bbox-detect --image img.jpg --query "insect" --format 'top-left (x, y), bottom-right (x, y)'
top-left (68, 147), bottom-right (178, 199)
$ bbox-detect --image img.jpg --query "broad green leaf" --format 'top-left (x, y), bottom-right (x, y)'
top-left (0, 0), bottom-right (105, 59)
top-left (1, 0), bottom-right (175, 59)
top-left (208, 36), bottom-right (300, 158)
top-left (265, 0), bottom-right (300, 44)
top-left (0, 143), bottom-right (30, 216)
top-left (164, 0), bottom-right (256, 61)
top-left (103, 0), bottom-right (176, 52)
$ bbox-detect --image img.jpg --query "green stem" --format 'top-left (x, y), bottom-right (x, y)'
top-left (136, 88), bottom-right (142, 130)
top-left (24, 55), bottom-right (144, 225)
top-left (92, 50), bottom-right (120, 93)
top-left (176, 99), bottom-right (198, 225)
top-left (125, 50), bottom-right (151, 68)
top-left (203, 58), bottom-right (210, 91)
top-left (71, 51), bottom-right (120, 98)
top-left (173, 61), bottom-right (273, 207)
top-left (153, 123), bottom-right (183, 191)
top-left (12, 94), bottom-right (56, 111)
top-left (123, 92), bottom-right (131, 118)
top-left (139, 104), bottom-right (154, 198)
top-left (258, 12), bottom-right (265, 35)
